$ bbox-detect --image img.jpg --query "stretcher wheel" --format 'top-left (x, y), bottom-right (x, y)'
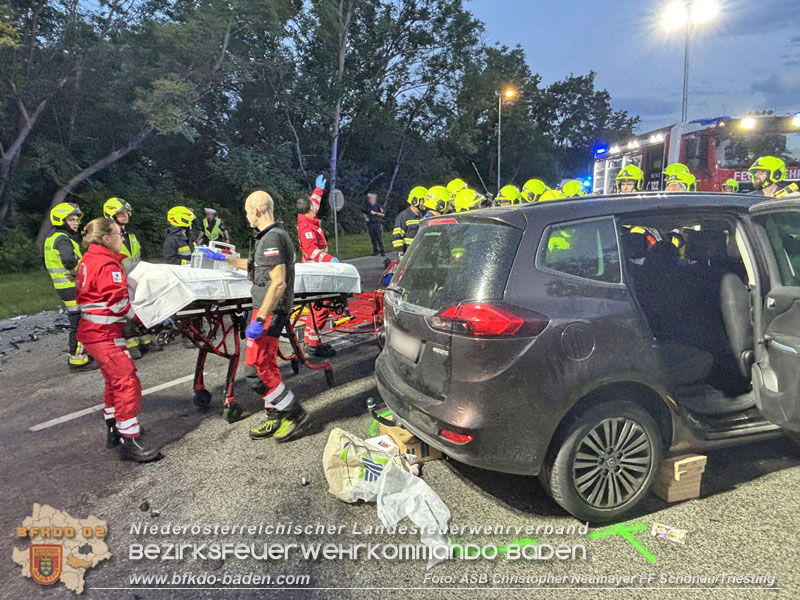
top-left (325, 368), bottom-right (334, 387)
top-left (224, 403), bottom-right (242, 423)
top-left (193, 389), bottom-right (212, 410)
top-left (291, 359), bottom-right (300, 375)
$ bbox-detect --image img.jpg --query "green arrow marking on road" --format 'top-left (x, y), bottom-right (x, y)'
top-left (588, 523), bottom-right (657, 564)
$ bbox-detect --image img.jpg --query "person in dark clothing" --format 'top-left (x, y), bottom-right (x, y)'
top-left (163, 206), bottom-right (196, 265)
top-left (362, 193), bottom-right (385, 256)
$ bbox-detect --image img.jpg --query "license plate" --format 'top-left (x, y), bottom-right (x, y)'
top-left (389, 327), bottom-right (421, 362)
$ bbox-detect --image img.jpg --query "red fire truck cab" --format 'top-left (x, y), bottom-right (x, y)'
top-left (592, 113), bottom-right (800, 194)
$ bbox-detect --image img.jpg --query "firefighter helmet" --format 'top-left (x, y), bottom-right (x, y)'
top-left (496, 185), bottom-right (520, 204)
top-left (167, 206), bottom-right (196, 227)
top-left (615, 164), bottom-right (644, 191)
top-left (50, 203), bottom-right (83, 227)
top-left (521, 179), bottom-right (548, 202)
top-left (561, 180), bottom-right (585, 198)
top-left (103, 197), bottom-right (133, 219)
top-left (446, 178), bottom-right (468, 196)
top-left (407, 186), bottom-right (427, 207)
top-left (748, 156), bottom-right (787, 187)
top-left (453, 189), bottom-right (484, 213)
top-left (423, 186), bottom-right (451, 213)
top-left (665, 171), bottom-right (697, 192)
top-left (663, 163), bottom-right (691, 177)
top-left (539, 190), bottom-right (565, 202)
top-left (722, 178), bottom-right (739, 192)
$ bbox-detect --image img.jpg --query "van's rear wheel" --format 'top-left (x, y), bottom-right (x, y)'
top-left (540, 401), bottom-right (662, 524)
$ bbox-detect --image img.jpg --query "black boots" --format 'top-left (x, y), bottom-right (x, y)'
top-left (106, 419), bottom-right (121, 448)
top-left (119, 437), bottom-right (162, 463)
top-left (304, 342), bottom-right (336, 358)
top-left (106, 418), bottom-right (160, 462)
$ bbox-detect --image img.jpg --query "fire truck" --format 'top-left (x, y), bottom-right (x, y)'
top-left (592, 113), bottom-right (800, 194)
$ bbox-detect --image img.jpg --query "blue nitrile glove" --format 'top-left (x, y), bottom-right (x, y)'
top-left (315, 174), bottom-right (327, 190)
top-left (330, 257), bottom-right (339, 263)
top-left (199, 247), bottom-right (226, 262)
top-left (246, 319), bottom-right (264, 339)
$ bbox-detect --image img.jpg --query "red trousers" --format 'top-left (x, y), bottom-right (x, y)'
top-left (303, 303), bottom-right (330, 347)
top-left (83, 339), bottom-right (142, 438)
top-left (245, 314), bottom-right (296, 411)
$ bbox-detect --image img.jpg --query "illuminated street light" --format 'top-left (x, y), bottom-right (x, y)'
top-left (660, 0), bottom-right (719, 122)
top-left (495, 87), bottom-right (519, 193)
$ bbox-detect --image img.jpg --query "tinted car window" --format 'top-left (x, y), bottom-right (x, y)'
top-left (393, 223), bottom-right (522, 310)
top-left (755, 211), bottom-right (800, 286)
top-left (538, 218), bottom-right (621, 283)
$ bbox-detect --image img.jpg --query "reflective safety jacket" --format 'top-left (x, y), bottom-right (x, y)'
top-left (392, 207), bottom-right (422, 253)
top-left (120, 227), bottom-right (142, 272)
top-left (202, 217), bottom-right (227, 242)
top-left (76, 244), bottom-right (135, 343)
top-left (163, 226), bottom-right (194, 265)
top-left (43, 227), bottom-right (82, 312)
top-left (297, 212), bottom-right (334, 262)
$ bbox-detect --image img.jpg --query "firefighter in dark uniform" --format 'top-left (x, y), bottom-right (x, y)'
top-left (43, 203), bottom-right (96, 370)
top-left (749, 156), bottom-right (799, 198)
top-left (163, 206), bottom-right (196, 265)
top-left (392, 186), bottom-right (426, 257)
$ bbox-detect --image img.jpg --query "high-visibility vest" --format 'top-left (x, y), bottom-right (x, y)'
top-left (44, 231), bottom-right (82, 312)
top-left (203, 218), bottom-right (223, 241)
top-left (120, 230), bottom-right (142, 271)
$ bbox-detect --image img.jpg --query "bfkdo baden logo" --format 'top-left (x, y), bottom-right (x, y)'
top-left (13, 504), bottom-right (111, 595)
top-left (30, 544), bottom-right (63, 585)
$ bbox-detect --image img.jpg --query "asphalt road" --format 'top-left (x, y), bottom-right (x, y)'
top-left (2, 254), bottom-right (799, 599)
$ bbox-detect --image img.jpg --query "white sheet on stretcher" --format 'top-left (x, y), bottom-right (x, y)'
top-left (128, 261), bottom-right (361, 328)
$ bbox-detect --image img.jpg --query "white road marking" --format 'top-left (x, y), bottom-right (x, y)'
top-left (28, 374), bottom-right (194, 432)
top-left (28, 333), bottom-right (378, 433)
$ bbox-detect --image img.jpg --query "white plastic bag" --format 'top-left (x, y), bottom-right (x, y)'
top-left (376, 461), bottom-right (451, 568)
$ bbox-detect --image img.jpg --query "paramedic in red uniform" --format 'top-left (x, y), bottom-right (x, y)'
top-left (202, 190), bottom-right (310, 441)
top-left (296, 174), bottom-right (338, 358)
top-left (76, 217), bottom-right (161, 463)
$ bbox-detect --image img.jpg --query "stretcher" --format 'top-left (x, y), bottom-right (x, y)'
top-left (127, 262), bottom-right (361, 422)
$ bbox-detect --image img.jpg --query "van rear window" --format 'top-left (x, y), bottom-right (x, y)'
top-left (392, 223), bottom-right (521, 311)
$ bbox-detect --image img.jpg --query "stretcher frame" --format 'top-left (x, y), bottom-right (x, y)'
top-left (158, 291), bottom-right (365, 422)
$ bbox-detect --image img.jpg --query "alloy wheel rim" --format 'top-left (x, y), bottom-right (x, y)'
top-left (572, 417), bottom-right (653, 509)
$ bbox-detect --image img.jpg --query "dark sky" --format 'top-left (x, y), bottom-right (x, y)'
top-left (467, 0), bottom-right (800, 133)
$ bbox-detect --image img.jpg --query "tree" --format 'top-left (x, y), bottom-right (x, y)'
top-left (535, 71), bottom-right (639, 179)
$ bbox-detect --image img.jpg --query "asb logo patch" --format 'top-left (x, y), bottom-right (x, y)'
top-left (30, 544), bottom-right (63, 585)
top-left (305, 231), bottom-right (313, 239)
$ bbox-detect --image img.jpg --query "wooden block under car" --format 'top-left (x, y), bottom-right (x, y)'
top-left (658, 454), bottom-right (707, 481)
top-left (652, 478), bottom-right (701, 503)
top-left (380, 417), bottom-right (443, 463)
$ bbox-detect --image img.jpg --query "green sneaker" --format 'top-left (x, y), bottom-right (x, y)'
top-left (273, 408), bottom-right (309, 442)
top-left (249, 410), bottom-right (282, 439)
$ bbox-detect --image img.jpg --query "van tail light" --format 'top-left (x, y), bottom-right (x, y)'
top-left (427, 302), bottom-right (549, 337)
top-left (440, 429), bottom-right (473, 445)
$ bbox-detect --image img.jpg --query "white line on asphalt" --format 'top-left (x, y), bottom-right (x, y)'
top-left (28, 374), bottom-right (194, 432)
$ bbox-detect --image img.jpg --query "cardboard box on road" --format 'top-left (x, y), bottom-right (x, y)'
top-left (380, 417), bottom-right (443, 463)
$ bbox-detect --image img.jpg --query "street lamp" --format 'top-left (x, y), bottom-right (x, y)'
top-left (660, 0), bottom-right (719, 122)
top-left (495, 87), bottom-right (517, 193)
